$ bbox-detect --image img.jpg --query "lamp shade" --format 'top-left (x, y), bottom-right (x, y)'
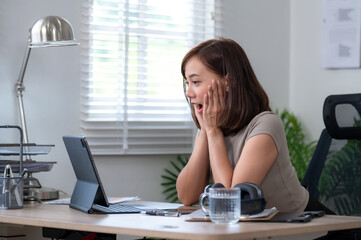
top-left (29, 16), bottom-right (78, 48)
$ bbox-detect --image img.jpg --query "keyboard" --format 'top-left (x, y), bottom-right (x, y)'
top-left (90, 204), bottom-right (142, 214)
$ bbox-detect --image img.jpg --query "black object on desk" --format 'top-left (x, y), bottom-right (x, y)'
top-left (266, 211), bottom-right (325, 223)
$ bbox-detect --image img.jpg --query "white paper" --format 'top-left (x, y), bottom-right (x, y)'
top-left (241, 207), bottom-right (277, 219)
top-left (322, 0), bottom-right (361, 68)
top-left (108, 196), bottom-right (140, 204)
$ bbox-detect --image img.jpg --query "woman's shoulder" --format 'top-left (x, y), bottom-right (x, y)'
top-left (250, 111), bottom-right (283, 128)
top-left (229, 111), bottom-right (284, 140)
top-left (246, 111), bottom-right (285, 146)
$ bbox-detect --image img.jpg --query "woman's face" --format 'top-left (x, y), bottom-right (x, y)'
top-left (184, 56), bottom-right (224, 115)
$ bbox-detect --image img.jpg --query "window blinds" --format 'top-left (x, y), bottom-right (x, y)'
top-left (80, 0), bottom-right (222, 155)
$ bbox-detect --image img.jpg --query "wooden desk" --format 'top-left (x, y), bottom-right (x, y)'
top-left (0, 202), bottom-right (361, 240)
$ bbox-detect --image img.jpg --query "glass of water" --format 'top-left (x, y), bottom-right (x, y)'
top-left (200, 187), bottom-right (241, 224)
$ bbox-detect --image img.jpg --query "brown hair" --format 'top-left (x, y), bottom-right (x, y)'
top-left (181, 38), bottom-right (271, 135)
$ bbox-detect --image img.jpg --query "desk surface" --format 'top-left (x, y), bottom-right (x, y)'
top-left (0, 202), bottom-right (361, 240)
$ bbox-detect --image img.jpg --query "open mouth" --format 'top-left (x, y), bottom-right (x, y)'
top-left (195, 104), bottom-right (203, 113)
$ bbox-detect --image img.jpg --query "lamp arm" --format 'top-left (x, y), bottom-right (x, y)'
top-left (16, 42), bottom-right (31, 145)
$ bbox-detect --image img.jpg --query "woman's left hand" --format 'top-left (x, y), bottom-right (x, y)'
top-left (203, 79), bottom-right (227, 133)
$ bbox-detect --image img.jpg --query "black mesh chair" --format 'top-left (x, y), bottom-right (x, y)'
top-left (301, 93), bottom-right (361, 216)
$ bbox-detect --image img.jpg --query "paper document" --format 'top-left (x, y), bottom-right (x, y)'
top-left (108, 196), bottom-right (140, 204)
top-left (186, 207), bottom-right (278, 222)
top-left (322, 0), bottom-right (361, 68)
top-left (240, 207), bottom-right (277, 219)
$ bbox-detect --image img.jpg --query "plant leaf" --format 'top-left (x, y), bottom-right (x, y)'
top-left (164, 169), bottom-right (178, 179)
top-left (161, 154), bottom-right (189, 203)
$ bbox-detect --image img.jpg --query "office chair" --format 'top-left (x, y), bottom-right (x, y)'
top-left (301, 93), bottom-right (361, 216)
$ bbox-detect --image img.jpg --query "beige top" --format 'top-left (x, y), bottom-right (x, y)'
top-left (224, 111), bottom-right (309, 212)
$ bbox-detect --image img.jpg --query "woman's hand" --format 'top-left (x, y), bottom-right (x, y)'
top-left (203, 79), bottom-right (227, 133)
top-left (202, 79), bottom-right (232, 186)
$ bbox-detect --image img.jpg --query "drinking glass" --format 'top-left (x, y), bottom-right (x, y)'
top-left (199, 187), bottom-right (240, 224)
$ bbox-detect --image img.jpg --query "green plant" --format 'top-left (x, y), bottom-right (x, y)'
top-left (161, 155), bottom-right (189, 203)
top-left (318, 139), bottom-right (361, 215)
top-left (277, 109), bottom-right (317, 181)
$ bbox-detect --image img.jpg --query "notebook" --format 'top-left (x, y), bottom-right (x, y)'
top-left (63, 136), bottom-right (141, 214)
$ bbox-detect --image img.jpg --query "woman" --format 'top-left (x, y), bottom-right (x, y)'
top-left (176, 38), bottom-right (309, 212)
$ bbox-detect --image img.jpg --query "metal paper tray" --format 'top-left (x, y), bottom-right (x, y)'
top-left (0, 144), bottom-right (54, 156)
top-left (0, 160), bottom-right (56, 173)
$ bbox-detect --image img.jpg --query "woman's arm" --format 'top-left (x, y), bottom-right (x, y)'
top-left (231, 134), bottom-right (278, 186)
top-left (206, 128), bottom-right (233, 187)
top-left (207, 132), bottom-right (278, 189)
top-left (176, 129), bottom-right (210, 206)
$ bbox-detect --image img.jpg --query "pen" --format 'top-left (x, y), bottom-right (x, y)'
top-left (4, 164), bottom-right (11, 178)
top-left (10, 168), bottom-right (27, 193)
top-left (145, 209), bottom-right (181, 217)
top-left (3, 164), bottom-right (11, 208)
top-left (9, 165), bottom-right (21, 207)
top-left (19, 168), bottom-right (27, 178)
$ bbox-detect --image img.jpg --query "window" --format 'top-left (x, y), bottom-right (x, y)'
top-left (80, 0), bottom-right (222, 155)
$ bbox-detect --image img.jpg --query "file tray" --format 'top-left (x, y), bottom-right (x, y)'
top-left (0, 160), bottom-right (56, 173)
top-left (0, 144), bottom-right (54, 156)
top-left (0, 125), bottom-right (24, 208)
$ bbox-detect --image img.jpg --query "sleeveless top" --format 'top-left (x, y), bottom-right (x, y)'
top-left (224, 111), bottom-right (309, 212)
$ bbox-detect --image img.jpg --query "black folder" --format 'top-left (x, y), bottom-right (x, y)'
top-left (267, 211), bottom-right (325, 223)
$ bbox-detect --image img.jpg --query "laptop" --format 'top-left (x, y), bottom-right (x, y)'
top-left (62, 136), bottom-right (141, 214)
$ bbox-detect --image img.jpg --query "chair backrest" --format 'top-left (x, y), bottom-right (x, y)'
top-left (301, 93), bottom-right (361, 215)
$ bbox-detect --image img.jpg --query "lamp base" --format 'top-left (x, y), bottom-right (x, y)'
top-left (23, 176), bottom-right (41, 188)
top-left (24, 187), bottom-right (59, 200)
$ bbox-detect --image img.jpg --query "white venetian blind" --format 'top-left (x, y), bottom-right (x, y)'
top-left (80, 0), bottom-right (222, 155)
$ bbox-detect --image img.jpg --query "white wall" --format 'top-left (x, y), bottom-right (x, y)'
top-left (290, 0), bottom-right (361, 141)
top-left (222, 0), bottom-right (290, 111)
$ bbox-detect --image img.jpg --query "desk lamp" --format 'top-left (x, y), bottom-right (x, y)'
top-left (15, 16), bottom-right (78, 200)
